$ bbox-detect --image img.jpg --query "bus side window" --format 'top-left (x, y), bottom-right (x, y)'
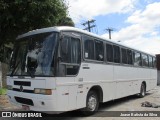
top-left (61, 36), bottom-right (70, 63)
top-left (113, 45), bottom-right (120, 63)
top-left (70, 37), bottom-right (81, 64)
top-left (133, 52), bottom-right (141, 66)
top-left (106, 44), bottom-right (113, 62)
top-left (121, 48), bottom-right (127, 64)
top-left (153, 57), bottom-right (156, 68)
top-left (127, 50), bottom-right (133, 65)
top-left (148, 56), bottom-right (153, 67)
top-left (142, 54), bottom-right (149, 67)
top-left (84, 38), bottom-right (94, 60)
top-left (95, 40), bottom-right (104, 61)
top-left (60, 35), bottom-right (81, 76)
top-left (61, 36), bottom-right (80, 64)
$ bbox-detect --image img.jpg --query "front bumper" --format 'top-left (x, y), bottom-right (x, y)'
top-left (7, 90), bottom-right (58, 113)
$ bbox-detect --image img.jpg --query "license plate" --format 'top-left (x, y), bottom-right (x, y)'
top-left (22, 105), bottom-right (30, 110)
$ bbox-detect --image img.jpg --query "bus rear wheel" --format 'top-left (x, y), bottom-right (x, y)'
top-left (81, 90), bottom-right (99, 115)
top-left (139, 83), bottom-right (146, 98)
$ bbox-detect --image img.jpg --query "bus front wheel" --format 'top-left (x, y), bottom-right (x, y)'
top-left (81, 90), bottom-right (99, 115)
top-left (139, 83), bottom-right (146, 98)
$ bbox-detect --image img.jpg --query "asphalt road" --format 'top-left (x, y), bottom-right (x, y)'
top-left (1, 86), bottom-right (160, 120)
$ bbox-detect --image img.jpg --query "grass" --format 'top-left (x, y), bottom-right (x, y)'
top-left (0, 88), bottom-right (7, 95)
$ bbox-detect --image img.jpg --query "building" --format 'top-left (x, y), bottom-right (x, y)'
top-left (156, 54), bottom-right (160, 85)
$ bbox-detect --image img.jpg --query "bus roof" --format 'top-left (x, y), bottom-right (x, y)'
top-left (16, 26), bottom-right (155, 56)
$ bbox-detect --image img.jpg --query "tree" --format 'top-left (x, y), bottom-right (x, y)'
top-left (0, 0), bottom-right (74, 62)
top-left (59, 17), bottom-right (75, 26)
top-left (0, 0), bottom-right (75, 87)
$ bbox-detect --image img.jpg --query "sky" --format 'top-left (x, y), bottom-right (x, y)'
top-left (67, 0), bottom-right (160, 55)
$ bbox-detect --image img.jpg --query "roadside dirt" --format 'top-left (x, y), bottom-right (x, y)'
top-left (0, 95), bottom-right (20, 110)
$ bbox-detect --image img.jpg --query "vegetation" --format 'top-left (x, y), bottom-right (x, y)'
top-left (0, 0), bottom-right (75, 88)
top-left (0, 0), bottom-right (74, 63)
top-left (0, 88), bottom-right (7, 95)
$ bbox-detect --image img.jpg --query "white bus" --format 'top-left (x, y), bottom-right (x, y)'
top-left (7, 26), bottom-right (157, 115)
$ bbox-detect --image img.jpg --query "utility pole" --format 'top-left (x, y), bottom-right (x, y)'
top-left (82, 20), bottom-right (96, 32)
top-left (105, 28), bottom-right (114, 39)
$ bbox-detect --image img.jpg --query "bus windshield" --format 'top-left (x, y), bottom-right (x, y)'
top-left (8, 32), bottom-right (58, 77)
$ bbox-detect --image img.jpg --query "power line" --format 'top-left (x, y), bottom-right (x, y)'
top-left (82, 20), bottom-right (96, 32)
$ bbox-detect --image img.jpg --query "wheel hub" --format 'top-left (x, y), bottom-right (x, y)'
top-left (88, 95), bottom-right (97, 111)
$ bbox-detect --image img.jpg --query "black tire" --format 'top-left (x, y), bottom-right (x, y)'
top-left (139, 83), bottom-right (146, 98)
top-left (81, 90), bottom-right (99, 116)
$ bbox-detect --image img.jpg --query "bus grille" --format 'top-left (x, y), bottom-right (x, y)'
top-left (14, 81), bottom-right (31, 86)
top-left (15, 97), bottom-right (34, 106)
top-left (13, 88), bottom-right (34, 93)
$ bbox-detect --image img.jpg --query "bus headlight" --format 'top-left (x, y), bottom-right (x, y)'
top-left (7, 85), bottom-right (13, 90)
top-left (34, 88), bottom-right (52, 95)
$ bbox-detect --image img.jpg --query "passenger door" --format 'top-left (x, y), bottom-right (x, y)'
top-left (57, 32), bottom-right (81, 110)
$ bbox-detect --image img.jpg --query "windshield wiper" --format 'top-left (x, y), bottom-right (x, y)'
top-left (10, 61), bottom-right (20, 77)
top-left (25, 63), bottom-right (35, 78)
top-left (10, 61), bottom-right (35, 78)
